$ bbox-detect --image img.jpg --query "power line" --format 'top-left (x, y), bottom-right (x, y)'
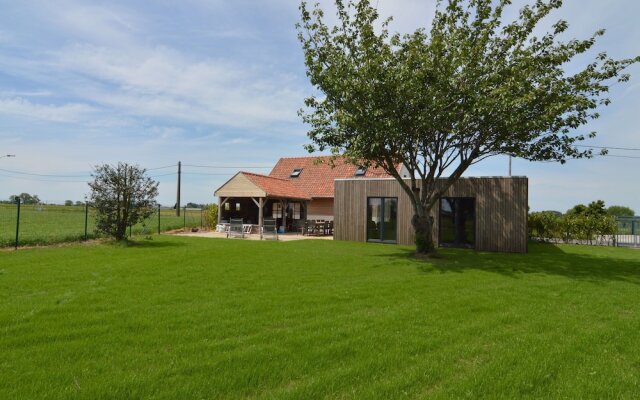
top-left (182, 164), bottom-right (272, 169)
top-left (182, 172), bottom-right (237, 176)
top-left (0, 173), bottom-right (89, 183)
top-left (146, 164), bottom-right (177, 171)
top-left (575, 144), bottom-right (640, 152)
top-left (601, 154), bottom-right (640, 160)
top-left (0, 167), bottom-right (91, 178)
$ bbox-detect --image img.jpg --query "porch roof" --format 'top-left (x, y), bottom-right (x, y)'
top-left (214, 171), bottom-right (312, 201)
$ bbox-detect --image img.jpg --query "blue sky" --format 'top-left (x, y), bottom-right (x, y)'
top-left (0, 0), bottom-right (638, 212)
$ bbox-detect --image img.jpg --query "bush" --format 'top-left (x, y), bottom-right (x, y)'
top-left (530, 208), bottom-right (618, 245)
top-left (528, 211), bottom-right (562, 242)
top-left (203, 204), bottom-right (219, 229)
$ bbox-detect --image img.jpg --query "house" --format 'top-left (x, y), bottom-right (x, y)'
top-left (214, 156), bottom-right (406, 231)
top-left (333, 176), bottom-right (529, 253)
top-left (214, 155), bottom-right (528, 253)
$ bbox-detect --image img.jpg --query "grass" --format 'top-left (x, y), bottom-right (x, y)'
top-left (0, 204), bottom-right (203, 247)
top-left (1, 237), bottom-right (640, 399)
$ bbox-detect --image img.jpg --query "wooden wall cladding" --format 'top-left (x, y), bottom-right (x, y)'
top-left (334, 177), bottom-right (528, 253)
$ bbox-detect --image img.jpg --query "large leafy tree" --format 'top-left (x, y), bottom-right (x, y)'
top-left (607, 205), bottom-right (635, 218)
top-left (297, 0), bottom-right (639, 254)
top-left (89, 163), bottom-right (159, 241)
top-left (9, 193), bottom-right (40, 205)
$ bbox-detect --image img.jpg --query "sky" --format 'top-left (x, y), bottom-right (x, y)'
top-left (0, 0), bottom-right (638, 212)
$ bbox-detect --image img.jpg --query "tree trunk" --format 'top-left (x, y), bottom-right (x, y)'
top-left (412, 213), bottom-right (436, 255)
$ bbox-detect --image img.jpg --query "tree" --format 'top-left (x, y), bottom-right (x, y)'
top-left (566, 203), bottom-right (587, 216)
top-left (75, 201), bottom-right (84, 206)
top-left (528, 211), bottom-right (561, 242)
top-left (88, 163), bottom-right (159, 241)
top-left (585, 200), bottom-right (607, 216)
top-left (64, 200), bottom-right (73, 206)
top-left (297, 0), bottom-right (639, 255)
top-left (607, 205), bottom-right (635, 218)
top-left (9, 193), bottom-right (40, 205)
top-left (567, 200), bottom-right (607, 217)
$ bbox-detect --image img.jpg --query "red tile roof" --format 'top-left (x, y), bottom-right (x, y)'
top-left (269, 156), bottom-right (397, 198)
top-left (241, 171), bottom-right (312, 200)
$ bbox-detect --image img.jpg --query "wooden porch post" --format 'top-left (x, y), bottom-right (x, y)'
top-left (280, 200), bottom-right (286, 233)
top-left (217, 197), bottom-right (223, 224)
top-left (258, 197), bottom-right (264, 239)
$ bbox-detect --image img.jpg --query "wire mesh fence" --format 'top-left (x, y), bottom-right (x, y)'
top-left (0, 202), bottom-right (207, 248)
top-left (616, 217), bottom-right (640, 248)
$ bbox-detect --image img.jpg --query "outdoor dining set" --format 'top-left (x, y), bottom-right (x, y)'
top-left (215, 219), bottom-right (333, 238)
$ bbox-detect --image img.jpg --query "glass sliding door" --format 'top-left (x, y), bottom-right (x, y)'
top-left (439, 197), bottom-right (475, 248)
top-left (367, 197), bottom-right (398, 243)
top-left (382, 198), bottom-right (398, 242)
top-left (367, 198), bottom-right (382, 241)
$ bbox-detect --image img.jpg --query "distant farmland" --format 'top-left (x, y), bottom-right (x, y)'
top-left (0, 204), bottom-right (203, 247)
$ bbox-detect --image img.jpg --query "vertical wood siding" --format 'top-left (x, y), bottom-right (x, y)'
top-left (334, 177), bottom-right (528, 253)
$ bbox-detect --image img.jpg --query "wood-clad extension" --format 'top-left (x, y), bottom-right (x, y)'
top-left (333, 177), bottom-right (528, 253)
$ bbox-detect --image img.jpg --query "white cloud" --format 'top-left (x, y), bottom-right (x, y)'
top-left (47, 44), bottom-right (305, 129)
top-left (0, 97), bottom-right (96, 123)
top-left (49, 3), bottom-right (139, 47)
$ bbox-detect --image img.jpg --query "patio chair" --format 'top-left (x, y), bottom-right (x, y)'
top-left (294, 219), bottom-right (306, 235)
top-left (262, 218), bottom-right (278, 240)
top-left (227, 218), bottom-right (245, 239)
top-left (303, 220), bottom-right (312, 236)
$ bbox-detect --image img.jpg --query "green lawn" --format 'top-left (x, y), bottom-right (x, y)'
top-left (0, 204), bottom-right (204, 247)
top-left (1, 237), bottom-right (639, 399)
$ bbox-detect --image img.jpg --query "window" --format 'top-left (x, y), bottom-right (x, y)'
top-left (272, 202), bottom-right (282, 218)
top-left (291, 203), bottom-right (301, 219)
top-left (367, 197), bottom-right (398, 243)
top-left (355, 166), bottom-right (367, 176)
top-left (236, 202), bottom-right (241, 212)
top-left (290, 168), bottom-right (303, 178)
top-left (224, 202), bottom-right (230, 211)
top-left (439, 198), bottom-right (475, 248)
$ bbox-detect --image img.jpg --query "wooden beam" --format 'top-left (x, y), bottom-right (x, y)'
top-left (250, 197), bottom-right (260, 208)
top-left (259, 198), bottom-right (264, 239)
top-left (280, 200), bottom-right (287, 233)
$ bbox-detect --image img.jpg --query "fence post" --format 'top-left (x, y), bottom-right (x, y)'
top-left (158, 204), bottom-right (161, 234)
top-left (183, 206), bottom-right (187, 230)
top-left (84, 202), bottom-right (89, 240)
top-left (200, 207), bottom-right (203, 229)
top-left (14, 198), bottom-right (21, 249)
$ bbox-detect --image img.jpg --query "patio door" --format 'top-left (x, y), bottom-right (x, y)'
top-left (367, 197), bottom-right (398, 243)
top-left (439, 197), bottom-right (475, 248)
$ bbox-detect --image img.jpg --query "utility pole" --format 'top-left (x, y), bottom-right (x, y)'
top-left (176, 161), bottom-right (181, 216)
top-left (508, 155), bottom-right (512, 177)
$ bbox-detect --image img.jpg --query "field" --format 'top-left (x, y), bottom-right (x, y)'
top-left (1, 237), bottom-right (640, 398)
top-left (0, 203), bottom-right (204, 247)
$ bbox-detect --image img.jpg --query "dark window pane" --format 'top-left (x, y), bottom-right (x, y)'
top-left (383, 198), bottom-right (397, 242)
top-left (367, 198), bottom-right (382, 241)
top-left (367, 197), bottom-right (397, 243)
top-left (439, 197), bottom-right (475, 248)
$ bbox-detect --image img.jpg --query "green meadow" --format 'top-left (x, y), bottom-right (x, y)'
top-left (0, 204), bottom-right (203, 247)
top-left (1, 237), bottom-right (639, 399)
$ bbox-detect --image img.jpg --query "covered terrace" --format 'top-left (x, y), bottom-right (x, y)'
top-left (214, 171), bottom-right (312, 234)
